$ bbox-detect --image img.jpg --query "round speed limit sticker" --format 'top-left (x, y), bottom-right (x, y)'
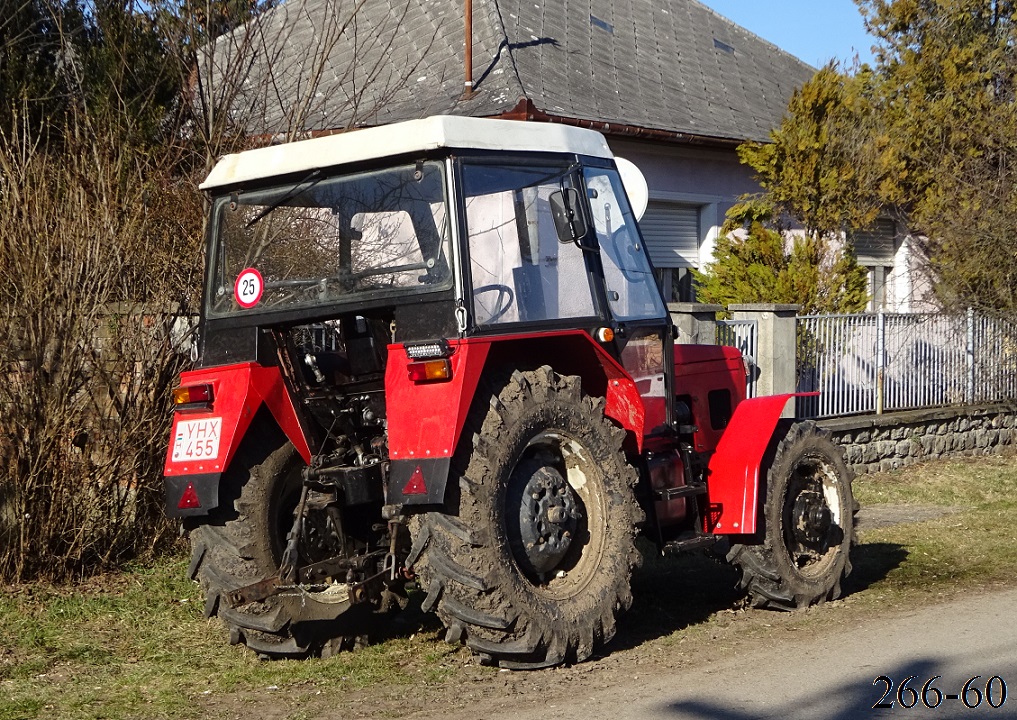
top-left (234, 268), bottom-right (264, 309)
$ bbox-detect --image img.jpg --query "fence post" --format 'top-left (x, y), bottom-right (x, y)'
top-left (876, 309), bottom-right (885, 415)
top-left (667, 303), bottom-right (722, 344)
top-left (966, 306), bottom-right (975, 403)
top-left (728, 303), bottom-right (800, 417)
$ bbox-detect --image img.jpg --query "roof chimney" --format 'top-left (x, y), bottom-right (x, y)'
top-left (463, 0), bottom-right (474, 99)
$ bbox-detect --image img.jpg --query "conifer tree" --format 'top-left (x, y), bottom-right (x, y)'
top-left (694, 202), bottom-right (870, 315)
top-left (734, 0), bottom-right (1017, 314)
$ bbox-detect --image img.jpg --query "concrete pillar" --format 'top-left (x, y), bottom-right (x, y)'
top-left (729, 303), bottom-right (800, 415)
top-left (667, 303), bottom-right (722, 345)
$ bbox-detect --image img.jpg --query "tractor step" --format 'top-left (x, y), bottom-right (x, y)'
top-left (662, 534), bottom-right (718, 555)
top-left (657, 483), bottom-right (708, 501)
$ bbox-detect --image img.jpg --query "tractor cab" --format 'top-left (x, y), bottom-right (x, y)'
top-left (191, 116), bottom-right (674, 467)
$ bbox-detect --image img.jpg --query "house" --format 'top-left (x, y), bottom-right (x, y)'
top-left (206, 0), bottom-right (910, 306)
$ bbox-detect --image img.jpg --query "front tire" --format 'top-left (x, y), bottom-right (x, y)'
top-left (727, 420), bottom-right (854, 609)
top-left (410, 367), bottom-right (642, 669)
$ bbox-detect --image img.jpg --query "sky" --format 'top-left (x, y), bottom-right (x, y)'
top-left (698, 0), bottom-right (878, 69)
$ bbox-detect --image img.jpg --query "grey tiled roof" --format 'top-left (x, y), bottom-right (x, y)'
top-left (209, 0), bottom-right (814, 143)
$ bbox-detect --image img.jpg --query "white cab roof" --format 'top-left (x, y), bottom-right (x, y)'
top-left (200, 115), bottom-right (615, 191)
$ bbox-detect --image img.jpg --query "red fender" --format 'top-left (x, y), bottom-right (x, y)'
top-left (163, 362), bottom-right (311, 478)
top-left (705, 393), bottom-right (817, 535)
top-left (385, 340), bottom-right (491, 467)
top-left (385, 331), bottom-right (645, 505)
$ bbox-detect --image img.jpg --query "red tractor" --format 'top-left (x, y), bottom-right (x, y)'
top-left (164, 116), bottom-right (854, 669)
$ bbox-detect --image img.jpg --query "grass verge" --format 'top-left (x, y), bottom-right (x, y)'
top-left (848, 453), bottom-right (1017, 596)
top-left (0, 553), bottom-right (464, 720)
top-left (2, 453), bottom-right (1015, 719)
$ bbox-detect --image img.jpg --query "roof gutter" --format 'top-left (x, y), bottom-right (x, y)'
top-left (497, 98), bottom-right (746, 149)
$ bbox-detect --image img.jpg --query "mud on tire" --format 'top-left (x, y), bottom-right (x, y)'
top-left (409, 366), bottom-right (643, 669)
top-left (727, 420), bottom-right (855, 610)
top-left (185, 420), bottom-right (338, 657)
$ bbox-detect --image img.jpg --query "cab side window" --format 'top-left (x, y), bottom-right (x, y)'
top-left (463, 163), bottom-right (596, 326)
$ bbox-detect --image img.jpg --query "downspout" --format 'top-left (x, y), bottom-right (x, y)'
top-left (463, 0), bottom-right (475, 99)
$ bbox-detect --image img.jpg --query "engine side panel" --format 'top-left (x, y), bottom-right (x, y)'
top-left (672, 343), bottom-right (748, 455)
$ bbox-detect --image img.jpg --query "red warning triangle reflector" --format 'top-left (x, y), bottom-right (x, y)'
top-left (178, 481), bottom-right (201, 509)
top-left (402, 465), bottom-right (427, 495)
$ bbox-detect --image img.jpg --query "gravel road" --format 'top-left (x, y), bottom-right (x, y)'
top-left (441, 587), bottom-right (1017, 720)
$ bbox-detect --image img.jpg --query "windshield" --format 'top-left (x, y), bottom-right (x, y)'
top-left (207, 161), bottom-right (452, 317)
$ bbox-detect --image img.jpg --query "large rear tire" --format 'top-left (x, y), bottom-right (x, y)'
top-left (410, 367), bottom-right (642, 669)
top-left (186, 421), bottom-right (374, 657)
top-left (727, 420), bottom-right (854, 609)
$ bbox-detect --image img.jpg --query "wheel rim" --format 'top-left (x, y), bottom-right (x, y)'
top-left (505, 432), bottom-right (607, 599)
top-left (781, 452), bottom-right (845, 579)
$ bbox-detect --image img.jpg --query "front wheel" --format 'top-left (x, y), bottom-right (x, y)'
top-left (410, 367), bottom-right (642, 669)
top-left (727, 420), bottom-right (855, 609)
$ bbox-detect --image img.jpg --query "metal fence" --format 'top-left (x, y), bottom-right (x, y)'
top-left (717, 319), bottom-right (759, 398)
top-left (796, 309), bottom-right (1017, 419)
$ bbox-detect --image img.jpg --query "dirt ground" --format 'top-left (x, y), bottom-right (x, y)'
top-left (854, 503), bottom-right (959, 529)
top-left (193, 503), bottom-right (960, 720)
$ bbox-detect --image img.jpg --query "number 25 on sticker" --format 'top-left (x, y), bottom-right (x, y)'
top-left (234, 268), bottom-right (263, 309)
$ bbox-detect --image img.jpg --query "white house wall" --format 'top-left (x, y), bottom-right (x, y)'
top-left (608, 138), bottom-right (761, 271)
top-left (610, 138), bottom-right (941, 313)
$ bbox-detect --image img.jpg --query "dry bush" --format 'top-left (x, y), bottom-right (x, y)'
top-left (0, 116), bottom-right (203, 582)
top-left (0, 0), bottom-right (430, 582)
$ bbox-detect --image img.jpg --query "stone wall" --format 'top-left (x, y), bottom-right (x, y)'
top-left (817, 403), bottom-right (1017, 476)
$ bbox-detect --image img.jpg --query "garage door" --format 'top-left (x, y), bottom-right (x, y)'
top-left (639, 202), bottom-right (700, 268)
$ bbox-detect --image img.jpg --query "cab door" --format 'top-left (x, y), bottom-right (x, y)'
top-left (582, 165), bottom-right (673, 437)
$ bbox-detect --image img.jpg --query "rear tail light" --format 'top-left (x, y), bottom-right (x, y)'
top-left (172, 383), bottom-right (214, 410)
top-left (407, 359), bottom-right (452, 382)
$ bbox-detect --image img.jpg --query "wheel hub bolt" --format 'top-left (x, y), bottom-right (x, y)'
top-left (547, 506), bottom-right (568, 524)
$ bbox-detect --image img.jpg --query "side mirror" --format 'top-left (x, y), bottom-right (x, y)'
top-left (549, 188), bottom-right (589, 244)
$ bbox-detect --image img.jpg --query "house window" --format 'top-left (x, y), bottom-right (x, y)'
top-left (851, 219), bottom-right (898, 312)
top-left (869, 265), bottom-right (893, 310)
top-left (653, 267), bottom-right (695, 302)
top-left (639, 201), bottom-right (700, 302)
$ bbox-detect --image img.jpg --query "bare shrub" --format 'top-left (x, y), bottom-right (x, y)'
top-left (0, 0), bottom-right (433, 582)
top-left (0, 113), bottom-right (203, 582)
